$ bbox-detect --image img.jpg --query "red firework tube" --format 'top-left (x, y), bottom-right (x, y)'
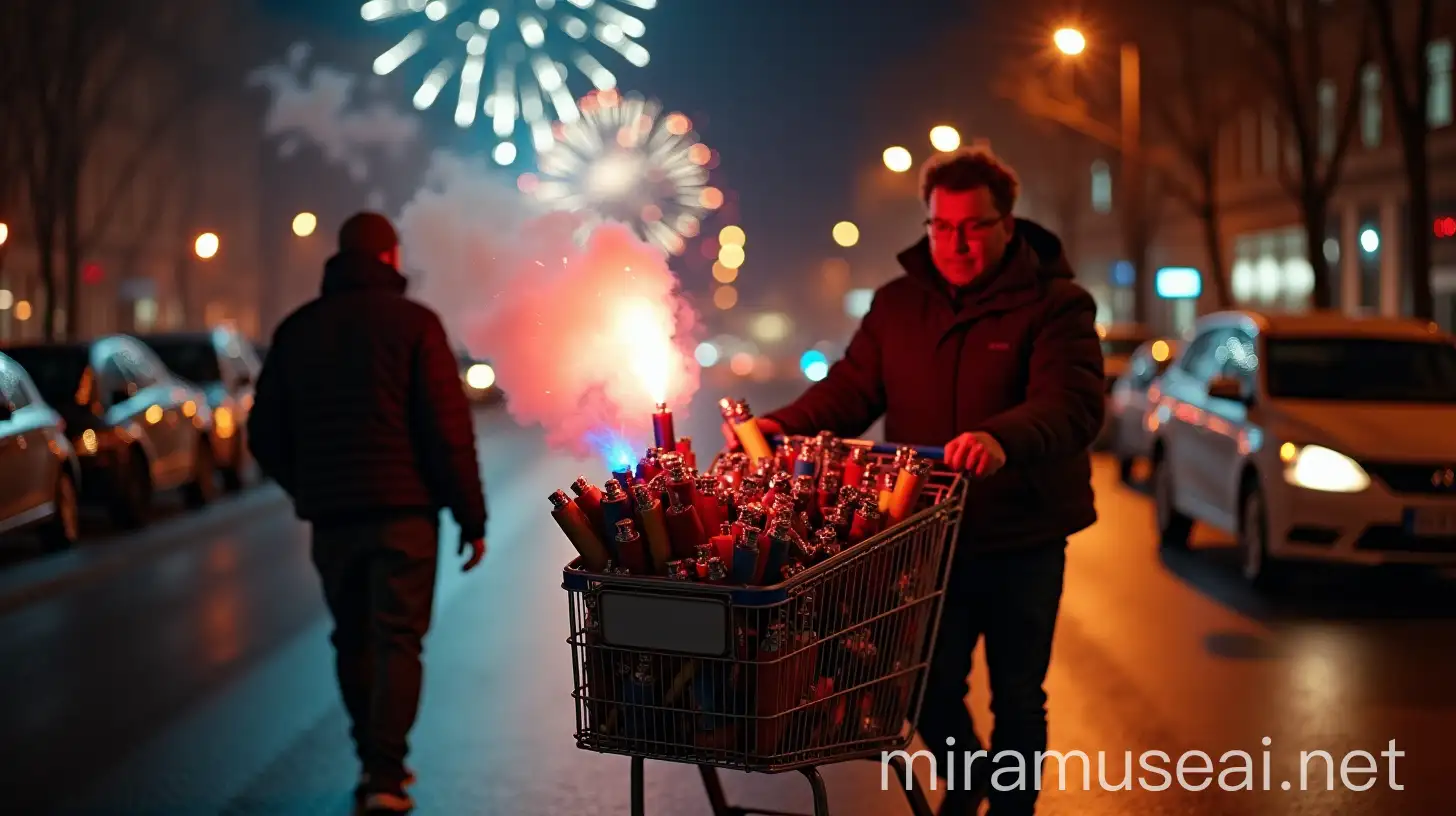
top-left (732, 502), bottom-right (767, 550)
top-left (631, 484), bottom-right (673, 575)
top-left (844, 445), bottom-right (861, 489)
top-left (550, 490), bottom-right (611, 573)
top-left (613, 518), bottom-right (649, 575)
top-left (664, 490), bottom-right (707, 560)
top-left (693, 475), bottom-right (721, 532)
top-left (710, 522), bottom-right (735, 562)
top-left (570, 476), bottom-right (606, 536)
top-left (677, 436), bottom-right (696, 470)
top-left (652, 402), bottom-right (677, 452)
top-left (849, 502), bottom-right (883, 545)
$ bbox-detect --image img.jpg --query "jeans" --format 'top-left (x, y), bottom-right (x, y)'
top-left (312, 513), bottom-right (440, 792)
top-left (915, 540), bottom-right (1067, 816)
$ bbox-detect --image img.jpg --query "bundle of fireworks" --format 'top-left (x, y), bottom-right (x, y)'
top-left (550, 397), bottom-right (936, 585)
top-left (557, 398), bottom-right (942, 760)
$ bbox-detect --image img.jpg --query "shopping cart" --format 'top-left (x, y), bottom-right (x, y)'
top-left (561, 437), bottom-right (966, 816)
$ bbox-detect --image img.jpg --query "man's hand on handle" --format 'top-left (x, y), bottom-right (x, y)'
top-left (945, 431), bottom-right (1007, 477)
top-left (459, 538), bottom-right (486, 572)
top-left (720, 417), bottom-right (784, 452)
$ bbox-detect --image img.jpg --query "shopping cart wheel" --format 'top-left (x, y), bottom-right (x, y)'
top-left (885, 753), bottom-right (935, 816)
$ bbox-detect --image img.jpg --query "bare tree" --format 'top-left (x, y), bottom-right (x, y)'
top-left (2, 0), bottom-right (237, 340)
top-left (1368, 0), bottom-right (1439, 319)
top-left (1201, 0), bottom-right (1371, 309)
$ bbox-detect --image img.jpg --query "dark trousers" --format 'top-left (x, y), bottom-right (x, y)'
top-left (915, 540), bottom-right (1066, 816)
top-left (312, 514), bottom-right (440, 792)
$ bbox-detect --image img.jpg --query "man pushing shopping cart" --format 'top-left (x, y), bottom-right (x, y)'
top-left (723, 146), bottom-right (1106, 816)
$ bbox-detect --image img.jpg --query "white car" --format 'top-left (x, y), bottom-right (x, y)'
top-left (1107, 337), bottom-right (1180, 482)
top-left (1149, 310), bottom-right (1456, 589)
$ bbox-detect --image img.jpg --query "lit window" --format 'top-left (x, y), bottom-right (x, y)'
top-left (1430, 40), bottom-right (1453, 128)
top-left (1317, 80), bottom-right (1337, 157)
top-left (1361, 64), bottom-right (1382, 148)
top-left (1090, 160), bottom-right (1112, 213)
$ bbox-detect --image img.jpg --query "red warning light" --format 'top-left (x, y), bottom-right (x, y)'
top-left (82, 263), bottom-right (104, 285)
top-left (1433, 217), bottom-right (1456, 238)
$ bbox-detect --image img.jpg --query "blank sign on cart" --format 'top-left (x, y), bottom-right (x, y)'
top-left (597, 590), bottom-right (730, 657)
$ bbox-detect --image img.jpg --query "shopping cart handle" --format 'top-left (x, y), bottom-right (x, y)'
top-left (766, 434), bottom-right (945, 462)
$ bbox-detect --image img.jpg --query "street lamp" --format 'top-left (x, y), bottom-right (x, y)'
top-left (194, 232), bottom-right (219, 260)
top-left (929, 125), bottom-right (961, 152)
top-left (1054, 27), bottom-right (1086, 56)
top-left (1053, 27), bottom-right (1146, 324)
top-left (0, 221), bottom-right (8, 246)
top-left (883, 146), bottom-right (912, 173)
top-left (292, 212), bottom-right (318, 237)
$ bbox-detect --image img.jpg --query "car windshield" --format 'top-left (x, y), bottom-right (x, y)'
top-left (4, 346), bottom-right (90, 407)
top-left (143, 338), bottom-right (220, 384)
top-left (1101, 338), bottom-right (1146, 358)
top-left (1265, 337), bottom-right (1456, 402)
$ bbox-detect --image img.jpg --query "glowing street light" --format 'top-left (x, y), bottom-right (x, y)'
top-left (1054, 27), bottom-right (1087, 56)
top-left (194, 232), bottom-right (219, 260)
top-left (930, 125), bottom-right (961, 152)
top-left (719, 225), bottom-right (746, 247)
top-left (832, 221), bottom-right (860, 248)
top-left (883, 146), bottom-right (912, 173)
top-left (718, 243), bottom-right (745, 269)
top-left (292, 212), bottom-right (318, 237)
top-left (0, 221), bottom-right (8, 246)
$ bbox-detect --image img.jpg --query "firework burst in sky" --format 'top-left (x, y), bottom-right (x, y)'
top-left (521, 90), bottom-right (721, 256)
top-left (362, 0), bottom-right (655, 164)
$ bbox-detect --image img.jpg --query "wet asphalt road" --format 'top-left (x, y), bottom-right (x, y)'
top-left (1, 382), bottom-right (1453, 815)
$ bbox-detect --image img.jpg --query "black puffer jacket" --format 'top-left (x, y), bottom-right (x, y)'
top-left (248, 251), bottom-right (487, 542)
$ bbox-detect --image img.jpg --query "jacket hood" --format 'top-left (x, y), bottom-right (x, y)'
top-left (320, 251), bottom-right (409, 297)
top-left (897, 217), bottom-right (1074, 287)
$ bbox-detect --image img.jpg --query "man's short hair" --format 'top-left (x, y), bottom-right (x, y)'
top-left (338, 211), bottom-right (399, 255)
top-left (919, 147), bottom-right (1020, 216)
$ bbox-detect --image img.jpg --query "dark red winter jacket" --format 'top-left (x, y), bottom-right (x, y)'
top-left (766, 219), bottom-right (1105, 554)
top-left (248, 251), bottom-right (488, 543)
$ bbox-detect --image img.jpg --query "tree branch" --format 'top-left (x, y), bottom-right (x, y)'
top-left (1319, 10), bottom-right (1373, 199)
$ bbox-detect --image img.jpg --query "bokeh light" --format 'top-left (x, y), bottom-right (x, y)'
top-left (14, 300), bottom-right (32, 321)
top-left (749, 312), bottom-right (791, 343)
top-left (0, 290), bottom-right (12, 310)
top-left (718, 243), bottom-right (745, 269)
top-left (292, 212), bottom-right (317, 237)
top-left (719, 225), bottom-right (746, 247)
top-left (729, 352), bottom-right (755, 376)
top-left (712, 262), bottom-right (738, 283)
top-left (688, 144), bottom-right (712, 165)
top-left (883, 146), bottom-right (912, 173)
top-left (194, 232), bottom-right (219, 259)
top-left (695, 342), bottom-right (720, 367)
top-left (700, 187), bottom-right (724, 209)
top-left (493, 142), bottom-right (517, 165)
top-left (930, 125), bottom-right (961, 152)
top-left (664, 113), bottom-right (691, 135)
top-left (832, 221), bottom-right (860, 248)
top-left (822, 258), bottom-right (850, 288)
top-left (517, 173), bottom-right (540, 194)
top-left (714, 285), bottom-right (738, 310)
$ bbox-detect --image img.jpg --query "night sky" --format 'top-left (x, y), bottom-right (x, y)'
top-left (254, 0), bottom-right (989, 316)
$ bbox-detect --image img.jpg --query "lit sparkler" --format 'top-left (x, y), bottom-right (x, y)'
top-left (362, 0), bottom-right (654, 162)
top-left (529, 90), bottom-right (719, 255)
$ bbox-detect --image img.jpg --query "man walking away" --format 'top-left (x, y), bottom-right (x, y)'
top-left (728, 148), bottom-right (1104, 815)
top-left (249, 211), bottom-right (488, 815)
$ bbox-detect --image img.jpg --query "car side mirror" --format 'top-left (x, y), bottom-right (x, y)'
top-left (1206, 375), bottom-right (1249, 403)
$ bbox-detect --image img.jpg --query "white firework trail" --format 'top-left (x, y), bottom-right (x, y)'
top-left (361, 0), bottom-right (655, 163)
top-left (526, 90), bottom-right (720, 256)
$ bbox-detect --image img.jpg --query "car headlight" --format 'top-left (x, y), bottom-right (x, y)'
top-left (1280, 443), bottom-right (1370, 493)
top-left (466, 363), bottom-right (496, 390)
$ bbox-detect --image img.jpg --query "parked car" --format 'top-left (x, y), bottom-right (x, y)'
top-left (6, 336), bottom-right (223, 529)
top-left (1148, 310), bottom-right (1456, 589)
top-left (0, 352), bottom-right (82, 548)
top-left (137, 326), bottom-right (260, 490)
top-left (1106, 337), bottom-right (1181, 481)
top-left (1093, 323), bottom-right (1154, 449)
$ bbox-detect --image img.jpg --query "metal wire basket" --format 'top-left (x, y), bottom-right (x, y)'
top-left (561, 438), bottom-right (966, 795)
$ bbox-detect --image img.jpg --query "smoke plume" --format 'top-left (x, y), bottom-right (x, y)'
top-left (247, 43), bottom-right (420, 182)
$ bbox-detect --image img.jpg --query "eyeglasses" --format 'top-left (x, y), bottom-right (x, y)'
top-left (925, 215), bottom-right (1005, 240)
